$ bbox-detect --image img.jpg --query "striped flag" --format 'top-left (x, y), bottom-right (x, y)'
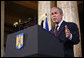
top-left (45, 17), bottom-right (49, 31)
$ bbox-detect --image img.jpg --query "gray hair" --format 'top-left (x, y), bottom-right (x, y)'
top-left (51, 7), bottom-right (63, 14)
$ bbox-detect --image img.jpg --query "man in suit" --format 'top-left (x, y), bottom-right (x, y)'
top-left (50, 7), bottom-right (80, 57)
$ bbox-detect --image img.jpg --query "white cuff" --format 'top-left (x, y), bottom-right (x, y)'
top-left (69, 33), bottom-right (72, 40)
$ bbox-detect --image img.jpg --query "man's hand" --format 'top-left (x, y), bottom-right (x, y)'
top-left (65, 25), bottom-right (70, 38)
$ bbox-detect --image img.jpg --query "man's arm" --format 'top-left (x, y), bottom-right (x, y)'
top-left (64, 23), bottom-right (80, 44)
top-left (69, 23), bottom-right (80, 44)
top-left (58, 23), bottom-right (80, 44)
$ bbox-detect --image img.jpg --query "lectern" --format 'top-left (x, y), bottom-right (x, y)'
top-left (4, 25), bottom-right (64, 57)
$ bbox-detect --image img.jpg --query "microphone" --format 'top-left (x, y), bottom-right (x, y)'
top-left (20, 18), bottom-right (33, 25)
top-left (18, 18), bottom-right (34, 30)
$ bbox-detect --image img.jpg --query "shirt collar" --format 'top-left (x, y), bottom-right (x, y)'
top-left (58, 19), bottom-right (63, 27)
top-left (55, 19), bottom-right (64, 27)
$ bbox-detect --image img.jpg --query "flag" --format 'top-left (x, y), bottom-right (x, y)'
top-left (16, 33), bottom-right (24, 49)
top-left (45, 17), bottom-right (49, 31)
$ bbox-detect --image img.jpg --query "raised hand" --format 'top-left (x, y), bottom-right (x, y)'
top-left (65, 25), bottom-right (70, 38)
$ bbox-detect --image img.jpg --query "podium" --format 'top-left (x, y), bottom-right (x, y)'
top-left (4, 25), bottom-right (64, 57)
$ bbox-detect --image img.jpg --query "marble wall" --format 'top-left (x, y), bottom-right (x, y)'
top-left (57, 1), bottom-right (82, 57)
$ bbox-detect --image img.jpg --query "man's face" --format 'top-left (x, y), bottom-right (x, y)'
top-left (51, 8), bottom-right (63, 24)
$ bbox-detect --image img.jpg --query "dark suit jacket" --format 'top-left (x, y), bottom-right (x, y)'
top-left (50, 21), bottom-right (80, 57)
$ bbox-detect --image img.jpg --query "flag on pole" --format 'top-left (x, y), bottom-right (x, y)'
top-left (45, 17), bottom-right (49, 31)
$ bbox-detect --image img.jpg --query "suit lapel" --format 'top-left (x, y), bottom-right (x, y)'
top-left (51, 21), bottom-right (67, 37)
top-left (57, 21), bottom-right (66, 36)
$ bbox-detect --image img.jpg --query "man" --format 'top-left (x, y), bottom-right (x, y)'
top-left (50, 7), bottom-right (80, 57)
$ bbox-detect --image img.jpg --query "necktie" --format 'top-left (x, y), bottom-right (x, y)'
top-left (54, 25), bottom-right (58, 36)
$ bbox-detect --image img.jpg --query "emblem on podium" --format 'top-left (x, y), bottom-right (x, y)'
top-left (16, 33), bottom-right (24, 49)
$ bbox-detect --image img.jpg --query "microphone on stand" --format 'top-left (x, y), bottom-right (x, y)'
top-left (20, 18), bottom-right (33, 25)
top-left (19, 18), bottom-right (34, 30)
